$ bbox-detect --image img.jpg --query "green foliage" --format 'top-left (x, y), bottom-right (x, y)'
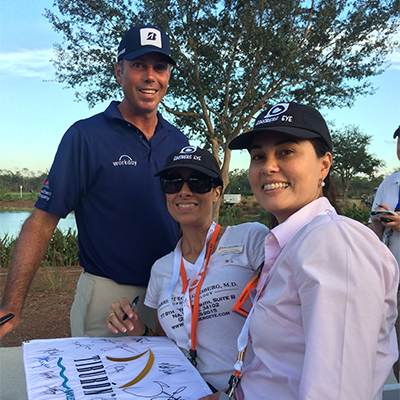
top-left (43, 228), bottom-right (79, 267)
top-left (0, 169), bottom-right (47, 193)
top-left (341, 203), bottom-right (371, 224)
top-left (0, 189), bottom-right (13, 201)
top-left (0, 233), bottom-right (17, 269)
top-left (331, 172), bottom-right (384, 201)
top-left (41, 267), bottom-right (70, 291)
top-left (331, 125), bottom-right (385, 201)
top-left (1, 228), bottom-right (79, 269)
top-left (219, 206), bottom-right (245, 226)
top-left (44, 0), bottom-right (400, 194)
top-left (219, 198), bottom-right (271, 227)
top-left (225, 169), bottom-right (252, 194)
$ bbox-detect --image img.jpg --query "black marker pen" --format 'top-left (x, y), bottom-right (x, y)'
top-left (0, 313), bottom-right (15, 326)
top-left (123, 296), bottom-right (140, 321)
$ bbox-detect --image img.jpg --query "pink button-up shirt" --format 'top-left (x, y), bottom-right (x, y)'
top-left (237, 197), bottom-right (398, 400)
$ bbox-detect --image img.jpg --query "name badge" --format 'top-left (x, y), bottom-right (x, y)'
top-left (218, 244), bottom-right (244, 255)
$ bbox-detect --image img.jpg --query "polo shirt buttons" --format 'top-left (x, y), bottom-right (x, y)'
top-left (269, 258), bottom-right (275, 266)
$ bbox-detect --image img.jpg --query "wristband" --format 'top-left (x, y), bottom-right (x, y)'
top-left (141, 325), bottom-right (154, 336)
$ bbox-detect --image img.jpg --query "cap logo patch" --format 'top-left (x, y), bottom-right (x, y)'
top-left (265, 103), bottom-right (290, 118)
top-left (173, 146), bottom-right (201, 162)
top-left (140, 28), bottom-right (162, 48)
top-left (255, 103), bottom-right (292, 127)
top-left (180, 146), bottom-right (197, 154)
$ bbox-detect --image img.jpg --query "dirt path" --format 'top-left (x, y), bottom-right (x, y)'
top-left (0, 266), bottom-right (81, 347)
top-left (0, 198), bottom-right (36, 210)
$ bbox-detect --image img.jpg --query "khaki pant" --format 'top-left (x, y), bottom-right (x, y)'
top-left (70, 271), bottom-right (155, 337)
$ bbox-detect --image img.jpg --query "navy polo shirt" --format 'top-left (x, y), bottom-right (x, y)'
top-left (36, 101), bottom-right (189, 285)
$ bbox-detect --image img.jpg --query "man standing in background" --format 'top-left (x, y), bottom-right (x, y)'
top-left (0, 25), bottom-right (188, 339)
top-left (370, 125), bottom-right (400, 382)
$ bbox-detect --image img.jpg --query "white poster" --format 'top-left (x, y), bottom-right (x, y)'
top-left (23, 336), bottom-right (212, 400)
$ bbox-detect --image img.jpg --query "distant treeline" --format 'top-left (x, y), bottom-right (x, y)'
top-left (0, 167), bottom-right (389, 202)
top-left (225, 168), bottom-right (387, 200)
top-left (0, 168), bottom-right (47, 193)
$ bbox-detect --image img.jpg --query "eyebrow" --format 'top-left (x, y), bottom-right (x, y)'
top-left (249, 138), bottom-right (299, 151)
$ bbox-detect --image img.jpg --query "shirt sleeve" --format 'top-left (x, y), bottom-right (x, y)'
top-left (35, 125), bottom-right (93, 218)
top-left (373, 185), bottom-right (384, 210)
top-left (246, 222), bottom-right (269, 271)
top-left (144, 258), bottom-right (163, 310)
top-left (292, 218), bottom-right (398, 399)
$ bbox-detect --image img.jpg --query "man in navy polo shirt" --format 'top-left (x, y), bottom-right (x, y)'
top-left (0, 25), bottom-right (188, 338)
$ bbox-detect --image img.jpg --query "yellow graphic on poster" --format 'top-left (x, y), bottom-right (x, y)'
top-left (106, 349), bottom-right (155, 388)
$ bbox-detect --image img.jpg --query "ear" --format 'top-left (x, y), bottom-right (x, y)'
top-left (320, 151), bottom-right (333, 178)
top-left (115, 62), bottom-right (123, 84)
top-left (213, 186), bottom-right (222, 203)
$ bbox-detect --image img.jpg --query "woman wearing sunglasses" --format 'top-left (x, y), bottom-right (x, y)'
top-left (201, 103), bottom-right (399, 400)
top-left (107, 145), bottom-right (269, 392)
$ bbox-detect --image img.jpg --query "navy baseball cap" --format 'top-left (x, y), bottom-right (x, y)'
top-left (155, 146), bottom-right (223, 187)
top-left (393, 125), bottom-right (400, 139)
top-left (117, 25), bottom-right (176, 65)
top-left (229, 102), bottom-right (332, 151)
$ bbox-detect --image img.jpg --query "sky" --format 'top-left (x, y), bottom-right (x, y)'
top-left (1, 1), bottom-right (400, 177)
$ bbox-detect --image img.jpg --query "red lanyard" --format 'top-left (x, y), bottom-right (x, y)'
top-left (181, 223), bottom-right (221, 365)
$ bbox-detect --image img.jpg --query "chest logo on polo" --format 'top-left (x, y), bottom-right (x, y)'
top-left (112, 155), bottom-right (138, 166)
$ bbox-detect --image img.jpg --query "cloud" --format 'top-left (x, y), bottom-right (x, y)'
top-left (0, 48), bottom-right (57, 79)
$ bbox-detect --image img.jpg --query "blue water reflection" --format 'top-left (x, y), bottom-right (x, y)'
top-left (0, 211), bottom-right (77, 239)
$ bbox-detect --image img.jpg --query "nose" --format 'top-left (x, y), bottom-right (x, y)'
top-left (179, 181), bottom-right (193, 195)
top-left (144, 66), bottom-right (155, 81)
top-left (262, 156), bottom-right (279, 175)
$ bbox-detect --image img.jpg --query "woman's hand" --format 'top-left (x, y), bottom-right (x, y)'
top-left (106, 297), bottom-right (145, 336)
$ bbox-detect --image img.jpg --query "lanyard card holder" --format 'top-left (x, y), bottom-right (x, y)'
top-left (231, 262), bottom-right (264, 317)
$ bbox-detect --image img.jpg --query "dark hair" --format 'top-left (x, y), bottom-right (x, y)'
top-left (269, 137), bottom-right (341, 228)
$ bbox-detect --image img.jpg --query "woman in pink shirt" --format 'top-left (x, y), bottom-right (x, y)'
top-left (201, 102), bottom-right (398, 400)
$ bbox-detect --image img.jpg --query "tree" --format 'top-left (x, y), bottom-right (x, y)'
top-left (44, 0), bottom-right (400, 217)
top-left (0, 169), bottom-right (48, 192)
top-left (225, 169), bottom-right (252, 194)
top-left (331, 125), bottom-right (385, 202)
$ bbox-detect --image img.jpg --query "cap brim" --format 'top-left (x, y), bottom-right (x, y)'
top-left (229, 126), bottom-right (325, 150)
top-left (154, 164), bottom-right (220, 179)
top-left (122, 49), bottom-right (176, 66)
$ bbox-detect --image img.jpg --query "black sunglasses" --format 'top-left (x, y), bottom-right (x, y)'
top-left (160, 173), bottom-right (217, 194)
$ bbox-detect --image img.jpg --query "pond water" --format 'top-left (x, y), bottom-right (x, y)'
top-left (0, 211), bottom-right (77, 239)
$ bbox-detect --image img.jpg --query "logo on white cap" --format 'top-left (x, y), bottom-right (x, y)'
top-left (140, 28), bottom-right (162, 48)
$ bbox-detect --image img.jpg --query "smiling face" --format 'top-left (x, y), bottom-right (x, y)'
top-left (248, 132), bottom-right (332, 223)
top-left (165, 168), bottom-right (221, 230)
top-left (115, 52), bottom-right (171, 119)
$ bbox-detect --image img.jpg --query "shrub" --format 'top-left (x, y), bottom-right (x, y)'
top-left (1, 228), bottom-right (79, 269)
top-left (341, 203), bottom-right (370, 224)
top-left (0, 233), bottom-right (17, 268)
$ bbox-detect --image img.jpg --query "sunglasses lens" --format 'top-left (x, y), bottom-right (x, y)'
top-left (187, 177), bottom-right (212, 193)
top-left (161, 177), bottom-right (184, 193)
top-left (161, 175), bottom-right (213, 194)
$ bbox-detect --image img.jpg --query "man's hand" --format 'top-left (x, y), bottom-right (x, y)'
top-left (0, 309), bottom-right (19, 340)
top-left (0, 209), bottom-right (59, 340)
top-left (374, 203), bottom-right (400, 231)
